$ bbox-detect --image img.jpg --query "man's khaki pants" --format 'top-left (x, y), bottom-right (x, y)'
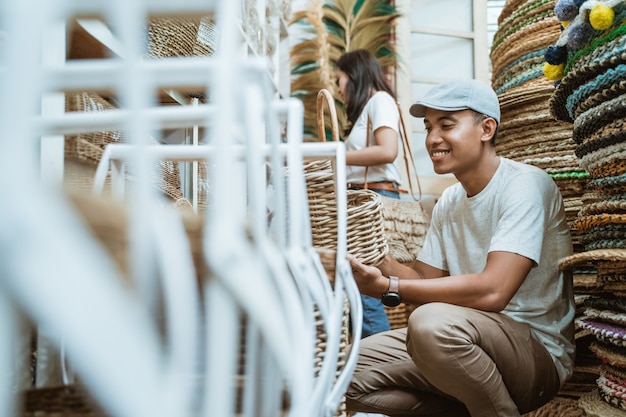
top-left (346, 302), bottom-right (561, 417)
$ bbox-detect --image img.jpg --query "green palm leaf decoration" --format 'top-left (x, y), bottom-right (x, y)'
top-left (290, 0), bottom-right (401, 141)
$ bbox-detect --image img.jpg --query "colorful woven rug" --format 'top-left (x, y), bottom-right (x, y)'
top-left (577, 317), bottom-right (626, 348)
top-left (580, 389), bottom-right (626, 417)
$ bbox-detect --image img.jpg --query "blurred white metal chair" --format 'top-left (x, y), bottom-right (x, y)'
top-left (0, 0), bottom-right (261, 417)
top-left (1, 1), bottom-right (364, 417)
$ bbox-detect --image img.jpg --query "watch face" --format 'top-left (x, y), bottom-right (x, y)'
top-left (382, 293), bottom-right (402, 307)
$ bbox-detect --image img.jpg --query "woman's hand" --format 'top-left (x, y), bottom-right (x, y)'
top-left (347, 254), bottom-right (388, 298)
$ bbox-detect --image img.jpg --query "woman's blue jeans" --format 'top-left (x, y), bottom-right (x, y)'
top-left (359, 188), bottom-right (399, 338)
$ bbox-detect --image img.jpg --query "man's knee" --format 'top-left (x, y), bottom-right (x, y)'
top-left (406, 303), bottom-right (470, 363)
top-left (408, 303), bottom-right (457, 337)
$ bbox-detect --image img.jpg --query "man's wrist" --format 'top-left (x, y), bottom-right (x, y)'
top-left (388, 275), bottom-right (399, 293)
top-left (381, 276), bottom-right (402, 307)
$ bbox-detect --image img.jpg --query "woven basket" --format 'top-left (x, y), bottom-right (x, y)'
top-left (498, 0), bottom-right (540, 25)
top-left (598, 373), bottom-right (626, 412)
top-left (316, 89), bottom-right (340, 142)
top-left (567, 68), bottom-right (626, 121)
top-left (494, 0), bottom-right (556, 44)
top-left (147, 16), bottom-right (216, 58)
top-left (560, 249), bottom-right (626, 271)
top-left (590, 342), bottom-right (626, 369)
top-left (580, 140), bottom-right (626, 174)
top-left (64, 92), bottom-right (122, 167)
top-left (493, 52), bottom-right (550, 95)
top-left (577, 317), bottom-right (626, 348)
top-left (146, 16), bottom-right (216, 99)
top-left (597, 260), bottom-right (626, 283)
top-left (306, 181), bottom-right (388, 266)
top-left (588, 173), bottom-right (626, 195)
top-left (588, 158), bottom-right (626, 179)
top-left (579, 388), bottom-right (626, 417)
top-left (306, 89), bottom-right (389, 266)
top-left (65, 92), bottom-right (184, 202)
top-left (379, 196), bottom-right (429, 264)
top-left (64, 159), bottom-right (113, 198)
top-left (573, 94), bottom-right (626, 145)
top-left (491, 16), bottom-right (561, 78)
top-left (384, 301), bottom-right (417, 330)
top-left (22, 384), bottom-right (108, 417)
top-left (585, 308), bottom-right (626, 327)
top-left (520, 395), bottom-right (586, 417)
top-left (498, 77), bottom-right (555, 107)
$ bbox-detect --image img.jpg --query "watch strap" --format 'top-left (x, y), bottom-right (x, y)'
top-left (388, 276), bottom-right (399, 294)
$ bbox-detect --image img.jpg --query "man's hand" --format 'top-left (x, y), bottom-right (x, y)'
top-left (347, 254), bottom-right (388, 298)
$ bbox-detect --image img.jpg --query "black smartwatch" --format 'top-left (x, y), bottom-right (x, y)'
top-left (381, 276), bottom-right (402, 307)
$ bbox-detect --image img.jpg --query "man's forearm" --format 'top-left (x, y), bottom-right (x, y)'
top-left (378, 255), bottom-right (424, 280)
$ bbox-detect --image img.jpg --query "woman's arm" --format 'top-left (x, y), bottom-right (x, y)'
top-left (346, 126), bottom-right (398, 166)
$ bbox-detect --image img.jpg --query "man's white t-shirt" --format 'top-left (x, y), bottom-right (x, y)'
top-left (417, 157), bottom-right (575, 385)
top-left (345, 91), bottom-right (402, 184)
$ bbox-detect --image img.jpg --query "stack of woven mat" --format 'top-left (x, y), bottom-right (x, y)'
top-left (560, 250), bottom-right (626, 417)
top-left (546, 0), bottom-right (626, 415)
top-left (491, 0), bottom-right (590, 246)
top-left (491, 2), bottom-right (601, 416)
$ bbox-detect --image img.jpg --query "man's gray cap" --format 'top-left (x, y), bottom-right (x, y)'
top-left (409, 79), bottom-right (500, 124)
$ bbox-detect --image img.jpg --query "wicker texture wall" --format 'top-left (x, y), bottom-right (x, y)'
top-left (490, 1), bottom-right (607, 416)
top-left (548, 0), bottom-right (626, 414)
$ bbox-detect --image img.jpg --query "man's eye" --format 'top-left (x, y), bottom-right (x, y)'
top-left (442, 124), bottom-right (454, 130)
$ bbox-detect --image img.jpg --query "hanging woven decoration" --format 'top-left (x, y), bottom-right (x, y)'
top-left (289, 0), bottom-right (400, 140)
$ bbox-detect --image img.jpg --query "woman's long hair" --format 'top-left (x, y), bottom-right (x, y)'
top-left (336, 49), bottom-right (395, 135)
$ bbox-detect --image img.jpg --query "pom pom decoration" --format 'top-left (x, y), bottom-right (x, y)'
top-left (543, 62), bottom-right (566, 80)
top-left (589, 4), bottom-right (615, 30)
top-left (544, 44), bottom-right (569, 64)
top-left (555, 0), bottom-right (580, 21)
top-left (542, 0), bottom-right (624, 81)
top-left (567, 21), bottom-right (593, 49)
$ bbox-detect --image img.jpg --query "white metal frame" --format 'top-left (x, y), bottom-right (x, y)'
top-left (1, 0), bottom-right (363, 416)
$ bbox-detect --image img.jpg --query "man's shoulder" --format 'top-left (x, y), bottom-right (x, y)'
top-left (500, 158), bottom-right (554, 186)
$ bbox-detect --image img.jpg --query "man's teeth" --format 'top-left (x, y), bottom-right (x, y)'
top-left (432, 151), bottom-right (449, 157)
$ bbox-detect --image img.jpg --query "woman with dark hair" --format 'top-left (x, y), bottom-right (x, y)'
top-left (336, 48), bottom-right (403, 338)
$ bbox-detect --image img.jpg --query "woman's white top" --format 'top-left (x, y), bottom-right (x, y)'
top-left (345, 91), bottom-right (403, 185)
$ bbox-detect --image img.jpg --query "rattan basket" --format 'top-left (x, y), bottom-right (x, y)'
top-left (64, 92), bottom-right (184, 202)
top-left (147, 16), bottom-right (216, 58)
top-left (306, 89), bottom-right (389, 266)
top-left (305, 177), bottom-right (389, 267)
top-left (22, 384), bottom-right (108, 417)
top-left (380, 197), bottom-right (429, 263)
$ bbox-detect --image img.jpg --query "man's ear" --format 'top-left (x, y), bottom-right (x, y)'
top-left (481, 118), bottom-right (498, 142)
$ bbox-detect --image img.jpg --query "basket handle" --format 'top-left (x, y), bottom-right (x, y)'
top-left (316, 89), bottom-right (340, 142)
